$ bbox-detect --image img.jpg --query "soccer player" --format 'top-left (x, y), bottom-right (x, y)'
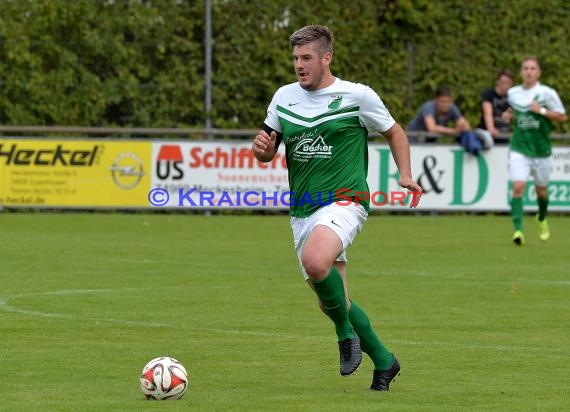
top-left (507, 56), bottom-right (567, 245)
top-left (252, 25), bottom-right (422, 391)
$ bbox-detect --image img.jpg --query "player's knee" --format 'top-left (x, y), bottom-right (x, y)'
top-left (511, 182), bottom-right (526, 198)
top-left (512, 189), bottom-right (525, 198)
top-left (535, 186), bottom-right (548, 198)
top-left (301, 256), bottom-right (330, 281)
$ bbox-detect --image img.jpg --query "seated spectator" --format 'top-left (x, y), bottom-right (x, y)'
top-left (474, 69), bottom-right (514, 146)
top-left (407, 85), bottom-right (482, 155)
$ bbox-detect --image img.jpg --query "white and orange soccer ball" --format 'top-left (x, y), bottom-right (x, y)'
top-left (140, 356), bottom-right (189, 400)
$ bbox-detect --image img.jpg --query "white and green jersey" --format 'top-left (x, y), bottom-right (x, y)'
top-left (264, 78), bottom-right (395, 217)
top-left (507, 82), bottom-right (566, 157)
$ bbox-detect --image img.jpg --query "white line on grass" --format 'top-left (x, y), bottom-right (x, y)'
top-left (399, 272), bottom-right (570, 286)
top-left (1, 288), bottom-right (568, 357)
top-left (114, 258), bottom-right (162, 264)
top-left (0, 289), bottom-right (170, 328)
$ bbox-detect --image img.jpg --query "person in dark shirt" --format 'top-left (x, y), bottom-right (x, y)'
top-left (475, 69), bottom-right (514, 146)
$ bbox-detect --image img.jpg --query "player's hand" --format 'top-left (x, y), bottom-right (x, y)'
top-left (399, 177), bottom-right (422, 208)
top-left (252, 130), bottom-right (277, 161)
top-left (530, 101), bottom-right (541, 114)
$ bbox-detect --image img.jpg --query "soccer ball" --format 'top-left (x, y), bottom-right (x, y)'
top-left (140, 356), bottom-right (189, 400)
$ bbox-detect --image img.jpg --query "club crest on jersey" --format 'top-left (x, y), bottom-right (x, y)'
top-left (328, 96), bottom-right (342, 111)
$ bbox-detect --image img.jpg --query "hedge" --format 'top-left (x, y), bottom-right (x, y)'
top-left (0, 0), bottom-right (568, 132)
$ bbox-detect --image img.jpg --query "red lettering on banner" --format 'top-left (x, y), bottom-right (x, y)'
top-left (189, 147), bottom-right (287, 169)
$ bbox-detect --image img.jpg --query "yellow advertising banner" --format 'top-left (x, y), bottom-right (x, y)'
top-left (0, 139), bottom-right (151, 207)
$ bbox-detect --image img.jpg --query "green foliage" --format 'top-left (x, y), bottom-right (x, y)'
top-left (0, 0), bottom-right (204, 126)
top-left (0, 0), bottom-right (568, 131)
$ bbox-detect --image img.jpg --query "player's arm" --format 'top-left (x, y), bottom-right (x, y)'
top-left (530, 101), bottom-right (568, 122)
top-left (252, 124), bottom-right (282, 163)
top-left (359, 87), bottom-right (421, 206)
top-left (543, 110), bottom-right (568, 122)
top-left (383, 123), bottom-right (422, 208)
top-left (530, 91), bottom-right (568, 122)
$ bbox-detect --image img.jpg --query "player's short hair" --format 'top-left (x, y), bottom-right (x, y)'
top-left (521, 55), bottom-right (541, 68)
top-left (290, 25), bottom-right (333, 56)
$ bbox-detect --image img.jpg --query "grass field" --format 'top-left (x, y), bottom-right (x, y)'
top-left (1, 212), bottom-right (569, 411)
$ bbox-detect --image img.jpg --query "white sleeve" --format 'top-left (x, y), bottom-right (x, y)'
top-left (359, 87), bottom-right (396, 133)
top-left (545, 87), bottom-right (566, 114)
top-left (263, 89), bottom-right (283, 132)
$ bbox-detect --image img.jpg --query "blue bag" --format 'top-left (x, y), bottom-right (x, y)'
top-left (458, 131), bottom-right (482, 156)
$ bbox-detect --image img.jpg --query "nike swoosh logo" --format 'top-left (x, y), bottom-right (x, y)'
top-left (288, 102), bottom-right (300, 106)
top-left (331, 220), bottom-right (341, 228)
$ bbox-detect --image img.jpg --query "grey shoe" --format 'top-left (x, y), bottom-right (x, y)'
top-left (338, 334), bottom-right (362, 376)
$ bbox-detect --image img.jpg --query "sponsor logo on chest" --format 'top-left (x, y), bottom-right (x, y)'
top-left (289, 130), bottom-right (332, 162)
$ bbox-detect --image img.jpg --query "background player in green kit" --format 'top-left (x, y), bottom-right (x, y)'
top-left (507, 56), bottom-right (567, 245)
top-left (252, 25), bottom-right (422, 391)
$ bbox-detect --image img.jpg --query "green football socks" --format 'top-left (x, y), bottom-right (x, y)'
top-left (537, 196), bottom-right (548, 221)
top-left (511, 197), bottom-right (523, 231)
top-left (348, 299), bottom-right (394, 370)
top-left (311, 266), bottom-right (354, 341)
